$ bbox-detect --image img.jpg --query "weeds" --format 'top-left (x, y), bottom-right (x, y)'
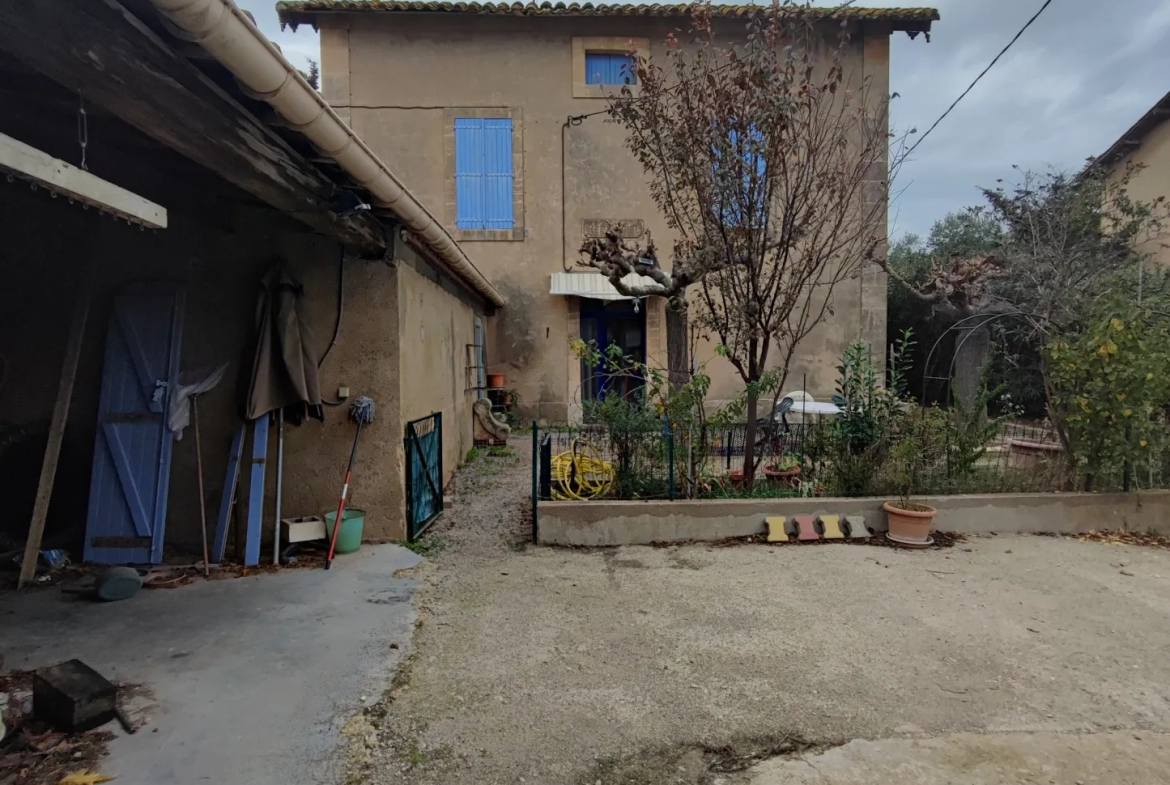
top-left (487, 445), bottom-right (516, 458)
top-left (396, 536), bottom-right (447, 557)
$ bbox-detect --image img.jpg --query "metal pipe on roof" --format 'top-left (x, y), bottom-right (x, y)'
top-left (147, 0), bottom-right (505, 308)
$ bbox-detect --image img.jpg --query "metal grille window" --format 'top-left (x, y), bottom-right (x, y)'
top-left (454, 118), bottom-right (514, 230)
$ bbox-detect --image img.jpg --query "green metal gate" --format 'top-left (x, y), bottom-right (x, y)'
top-left (405, 412), bottom-right (443, 540)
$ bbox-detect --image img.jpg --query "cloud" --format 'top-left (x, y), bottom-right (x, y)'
top-left (872, 0), bottom-right (1170, 236)
top-left (238, 0), bottom-right (319, 73)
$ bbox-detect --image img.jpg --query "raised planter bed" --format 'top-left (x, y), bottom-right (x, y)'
top-left (536, 491), bottom-right (1170, 546)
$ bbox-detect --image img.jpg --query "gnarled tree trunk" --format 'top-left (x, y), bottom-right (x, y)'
top-left (666, 297), bottom-right (690, 390)
top-left (952, 323), bottom-right (990, 412)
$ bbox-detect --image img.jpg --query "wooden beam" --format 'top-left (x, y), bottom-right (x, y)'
top-left (18, 279), bottom-right (92, 588)
top-left (0, 0), bottom-right (385, 253)
top-left (0, 131), bottom-right (167, 228)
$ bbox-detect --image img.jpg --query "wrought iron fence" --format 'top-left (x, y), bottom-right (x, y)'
top-left (530, 415), bottom-right (1170, 508)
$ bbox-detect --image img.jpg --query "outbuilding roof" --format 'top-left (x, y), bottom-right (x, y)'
top-left (1097, 89), bottom-right (1170, 168)
top-left (277, 1), bottom-right (939, 31)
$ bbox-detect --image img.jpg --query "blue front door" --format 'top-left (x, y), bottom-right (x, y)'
top-left (84, 287), bottom-right (185, 564)
top-left (580, 299), bottom-right (646, 402)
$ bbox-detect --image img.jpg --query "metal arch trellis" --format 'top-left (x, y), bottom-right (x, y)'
top-left (919, 311), bottom-right (1037, 407)
top-left (920, 307), bottom-right (1170, 408)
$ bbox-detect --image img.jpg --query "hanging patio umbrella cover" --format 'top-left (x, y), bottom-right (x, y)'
top-left (243, 263), bottom-right (324, 424)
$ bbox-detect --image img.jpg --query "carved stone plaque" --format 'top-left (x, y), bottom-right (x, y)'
top-left (582, 218), bottom-right (645, 239)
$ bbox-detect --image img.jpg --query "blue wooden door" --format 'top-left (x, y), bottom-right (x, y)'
top-left (84, 287), bottom-right (185, 564)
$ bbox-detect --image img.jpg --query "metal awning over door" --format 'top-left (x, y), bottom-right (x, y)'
top-left (550, 272), bottom-right (645, 301)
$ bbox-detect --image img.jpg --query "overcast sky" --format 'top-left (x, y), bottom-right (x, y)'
top-left (243, 0), bottom-right (1170, 239)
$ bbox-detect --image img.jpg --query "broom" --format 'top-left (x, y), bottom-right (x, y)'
top-left (326, 396), bottom-right (376, 569)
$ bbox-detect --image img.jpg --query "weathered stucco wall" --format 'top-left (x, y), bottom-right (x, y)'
top-left (537, 491), bottom-right (1170, 546)
top-left (0, 170), bottom-right (475, 551)
top-left (322, 14), bottom-right (890, 419)
top-left (396, 261), bottom-right (480, 490)
top-left (1109, 118), bottom-right (1170, 268)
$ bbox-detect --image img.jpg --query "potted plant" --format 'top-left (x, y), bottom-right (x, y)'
top-left (763, 454), bottom-right (801, 488)
top-left (882, 408), bottom-right (943, 546)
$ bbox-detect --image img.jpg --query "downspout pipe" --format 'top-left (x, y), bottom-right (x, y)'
top-left (148, 0), bottom-right (505, 308)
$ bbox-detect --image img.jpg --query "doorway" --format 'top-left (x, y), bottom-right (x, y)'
top-left (579, 299), bottom-right (646, 403)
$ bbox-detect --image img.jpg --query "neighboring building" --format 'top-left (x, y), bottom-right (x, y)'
top-left (278, 0), bottom-right (939, 422)
top-left (1099, 90), bottom-right (1170, 267)
top-left (1, 0), bottom-right (501, 560)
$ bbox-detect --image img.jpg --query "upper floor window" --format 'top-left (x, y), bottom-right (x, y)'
top-left (573, 37), bottom-right (648, 98)
top-left (585, 52), bottom-right (636, 86)
top-left (714, 126), bottom-right (767, 227)
top-left (454, 117), bottom-right (514, 231)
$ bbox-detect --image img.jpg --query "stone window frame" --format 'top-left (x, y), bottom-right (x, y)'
top-left (572, 37), bottom-right (649, 99)
top-left (443, 107), bottom-right (525, 242)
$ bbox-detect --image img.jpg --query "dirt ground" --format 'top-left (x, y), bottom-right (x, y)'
top-left (345, 437), bottom-right (1170, 784)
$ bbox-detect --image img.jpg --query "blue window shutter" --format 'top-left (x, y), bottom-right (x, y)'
top-left (455, 117), bottom-right (514, 230)
top-left (718, 126), bottom-right (766, 227)
top-left (585, 53), bottom-right (635, 85)
top-left (483, 118), bottom-right (514, 230)
top-left (455, 118), bottom-right (484, 229)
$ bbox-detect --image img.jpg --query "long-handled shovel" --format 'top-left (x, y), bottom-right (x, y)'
top-left (326, 396), bottom-right (375, 569)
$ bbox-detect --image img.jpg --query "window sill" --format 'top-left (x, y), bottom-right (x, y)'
top-left (572, 83), bottom-right (641, 100)
top-left (454, 227), bottom-right (525, 242)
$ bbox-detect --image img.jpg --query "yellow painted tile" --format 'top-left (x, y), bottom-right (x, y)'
top-left (765, 516), bottom-right (789, 542)
top-left (820, 515), bottom-right (844, 539)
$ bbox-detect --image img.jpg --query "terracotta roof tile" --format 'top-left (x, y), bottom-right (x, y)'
top-left (277, 1), bottom-right (939, 31)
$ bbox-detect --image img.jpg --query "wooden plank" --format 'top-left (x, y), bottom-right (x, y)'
top-left (0, 0), bottom-right (385, 253)
top-left (212, 421), bottom-right (246, 563)
top-left (245, 416), bottom-right (269, 566)
top-left (0, 132), bottom-right (166, 227)
top-left (18, 288), bottom-right (91, 588)
top-left (98, 423), bottom-right (154, 537)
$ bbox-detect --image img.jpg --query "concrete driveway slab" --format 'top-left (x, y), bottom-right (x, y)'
top-left (0, 544), bottom-right (420, 785)
top-left (347, 441), bottom-right (1170, 785)
top-left (746, 731), bottom-right (1170, 785)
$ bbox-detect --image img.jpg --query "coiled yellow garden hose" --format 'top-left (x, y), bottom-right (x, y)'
top-left (551, 439), bottom-right (615, 500)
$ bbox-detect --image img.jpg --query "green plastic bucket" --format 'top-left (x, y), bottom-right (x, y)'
top-left (324, 509), bottom-right (365, 555)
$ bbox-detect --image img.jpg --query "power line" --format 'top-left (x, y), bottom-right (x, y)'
top-left (905, 0), bottom-right (1055, 157)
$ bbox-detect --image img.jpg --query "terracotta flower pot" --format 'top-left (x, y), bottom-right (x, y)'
top-left (728, 470), bottom-right (746, 489)
top-left (763, 465), bottom-right (801, 489)
top-left (487, 373), bottom-right (505, 388)
top-left (882, 501), bottom-right (937, 544)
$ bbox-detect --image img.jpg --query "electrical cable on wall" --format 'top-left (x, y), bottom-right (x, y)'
top-left (318, 245), bottom-right (347, 406)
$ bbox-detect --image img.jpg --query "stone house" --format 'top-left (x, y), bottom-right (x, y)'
top-left (277, 0), bottom-right (939, 422)
top-left (1099, 89), bottom-right (1170, 267)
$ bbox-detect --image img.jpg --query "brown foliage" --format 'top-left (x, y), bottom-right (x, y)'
top-left (577, 1), bottom-right (901, 480)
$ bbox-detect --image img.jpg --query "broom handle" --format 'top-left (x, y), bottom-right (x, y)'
top-left (326, 420), bottom-right (364, 567)
top-left (192, 396), bottom-right (210, 578)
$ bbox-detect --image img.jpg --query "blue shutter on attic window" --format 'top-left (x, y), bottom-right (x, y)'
top-left (455, 118), bottom-right (514, 230)
top-left (585, 52), bottom-right (636, 85)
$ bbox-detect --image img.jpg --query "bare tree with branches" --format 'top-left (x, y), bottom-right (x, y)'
top-left (881, 164), bottom-right (1168, 467)
top-left (579, 0), bottom-right (897, 483)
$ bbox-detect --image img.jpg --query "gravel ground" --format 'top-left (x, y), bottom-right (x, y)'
top-left (344, 438), bottom-right (1170, 784)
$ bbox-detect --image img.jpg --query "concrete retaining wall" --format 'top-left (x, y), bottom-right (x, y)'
top-left (537, 491), bottom-right (1170, 546)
